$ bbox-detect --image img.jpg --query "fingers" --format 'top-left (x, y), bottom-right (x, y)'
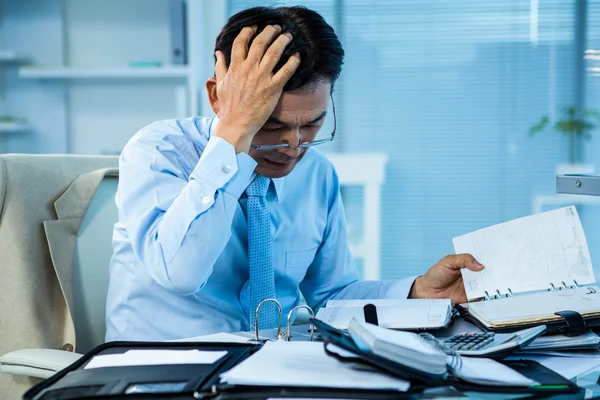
top-left (247, 24), bottom-right (282, 62)
top-left (260, 32), bottom-right (293, 72)
top-left (444, 253), bottom-right (484, 271)
top-left (214, 51), bottom-right (227, 82)
top-left (272, 52), bottom-right (301, 87)
top-left (231, 26), bottom-right (256, 64)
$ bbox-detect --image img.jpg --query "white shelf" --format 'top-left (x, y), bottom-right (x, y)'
top-left (0, 51), bottom-right (29, 64)
top-left (0, 122), bottom-right (30, 133)
top-left (19, 67), bottom-right (190, 80)
top-left (533, 194), bottom-right (600, 214)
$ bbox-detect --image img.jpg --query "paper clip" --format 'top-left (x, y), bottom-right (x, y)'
top-left (249, 298), bottom-right (282, 344)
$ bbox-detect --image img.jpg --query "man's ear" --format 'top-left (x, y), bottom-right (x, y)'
top-left (205, 77), bottom-right (220, 115)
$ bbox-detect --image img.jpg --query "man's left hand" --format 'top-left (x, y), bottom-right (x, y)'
top-left (409, 254), bottom-right (483, 304)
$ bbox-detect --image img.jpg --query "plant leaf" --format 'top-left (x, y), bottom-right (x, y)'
top-left (528, 116), bottom-right (549, 136)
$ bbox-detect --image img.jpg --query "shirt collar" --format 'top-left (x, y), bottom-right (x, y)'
top-left (208, 115), bottom-right (285, 203)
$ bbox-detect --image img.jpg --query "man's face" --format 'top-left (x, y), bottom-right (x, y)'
top-left (249, 81), bottom-right (332, 178)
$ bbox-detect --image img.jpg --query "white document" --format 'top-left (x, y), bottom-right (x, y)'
top-left (219, 341), bottom-right (410, 392)
top-left (325, 299), bottom-right (444, 308)
top-left (453, 206), bottom-right (594, 301)
top-left (315, 300), bottom-right (451, 329)
top-left (507, 354), bottom-right (600, 380)
top-left (453, 357), bottom-right (538, 387)
top-left (170, 332), bottom-right (251, 344)
top-left (525, 329), bottom-right (600, 350)
top-left (84, 349), bottom-right (227, 370)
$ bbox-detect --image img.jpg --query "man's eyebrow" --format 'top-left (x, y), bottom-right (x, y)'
top-left (265, 111), bottom-right (328, 126)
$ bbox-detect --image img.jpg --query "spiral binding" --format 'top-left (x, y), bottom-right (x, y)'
top-left (549, 280), bottom-right (579, 292)
top-left (418, 332), bottom-right (462, 372)
top-left (484, 280), bottom-right (580, 300)
top-left (483, 288), bottom-right (513, 301)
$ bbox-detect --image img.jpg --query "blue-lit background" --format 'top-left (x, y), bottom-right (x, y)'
top-left (1, 0), bottom-right (598, 281)
top-left (231, 0), bottom-right (600, 279)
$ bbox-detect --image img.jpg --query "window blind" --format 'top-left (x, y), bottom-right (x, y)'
top-left (227, 0), bottom-right (587, 279)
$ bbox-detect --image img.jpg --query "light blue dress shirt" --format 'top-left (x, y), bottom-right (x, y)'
top-left (105, 116), bottom-right (416, 341)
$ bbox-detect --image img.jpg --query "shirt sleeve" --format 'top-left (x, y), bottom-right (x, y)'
top-left (117, 123), bottom-right (256, 295)
top-left (299, 166), bottom-right (418, 310)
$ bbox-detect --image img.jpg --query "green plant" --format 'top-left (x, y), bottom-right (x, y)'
top-left (529, 107), bottom-right (600, 164)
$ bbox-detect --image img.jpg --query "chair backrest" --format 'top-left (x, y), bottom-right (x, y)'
top-left (73, 176), bottom-right (118, 353)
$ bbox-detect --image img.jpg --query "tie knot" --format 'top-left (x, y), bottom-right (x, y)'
top-left (246, 175), bottom-right (270, 198)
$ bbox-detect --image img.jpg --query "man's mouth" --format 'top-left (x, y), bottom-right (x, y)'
top-left (262, 158), bottom-right (295, 168)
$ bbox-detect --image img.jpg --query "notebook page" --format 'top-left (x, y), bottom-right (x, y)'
top-left (326, 299), bottom-right (450, 308)
top-left (219, 341), bottom-right (410, 391)
top-left (467, 286), bottom-right (600, 326)
top-left (453, 206), bottom-right (594, 301)
top-left (315, 303), bottom-right (451, 329)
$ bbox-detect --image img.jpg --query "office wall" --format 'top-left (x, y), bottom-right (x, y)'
top-left (1, 0), bottom-right (598, 280)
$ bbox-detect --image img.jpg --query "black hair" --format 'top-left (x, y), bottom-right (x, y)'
top-left (215, 6), bottom-right (344, 91)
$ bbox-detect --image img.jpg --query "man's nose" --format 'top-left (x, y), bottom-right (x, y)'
top-left (277, 127), bottom-right (302, 156)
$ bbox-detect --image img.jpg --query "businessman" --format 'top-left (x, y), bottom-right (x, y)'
top-left (105, 6), bottom-right (483, 341)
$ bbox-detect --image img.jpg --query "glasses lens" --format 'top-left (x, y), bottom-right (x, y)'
top-left (309, 99), bottom-right (336, 144)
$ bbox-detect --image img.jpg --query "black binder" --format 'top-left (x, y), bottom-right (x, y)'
top-left (312, 318), bottom-right (581, 397)
top-left (23, 340), bottom-right (421, 400)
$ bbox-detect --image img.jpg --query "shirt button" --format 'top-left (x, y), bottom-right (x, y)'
top-left (202, 196), bottom-right (211, 204)
top-left (222, 165), bottom-right (232, 174)
top-left (62, 343), bottom-right (74, 352)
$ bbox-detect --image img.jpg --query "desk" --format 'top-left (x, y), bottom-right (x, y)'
top-left (201, 320), bottom-right (600, 399)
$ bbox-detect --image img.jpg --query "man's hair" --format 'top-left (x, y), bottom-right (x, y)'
top-left (215, 6), bottom-right (344, 91)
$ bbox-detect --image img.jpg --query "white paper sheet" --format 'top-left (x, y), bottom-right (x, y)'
top-left (220, 341), bottom-right (410, 392)
top-left (507, 354), bottom-right (600, 380)
top-left (170, 332), bottom-right (251, 344)
top-left (453, 206), bottom-right (594, 301)
top-left (454, 357), bottom-right (538, 386)
top-left (84, 349), bottom-right (227, 369)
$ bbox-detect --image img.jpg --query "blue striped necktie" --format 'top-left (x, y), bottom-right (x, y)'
top-left (246, 175), bottom-right (277, 330)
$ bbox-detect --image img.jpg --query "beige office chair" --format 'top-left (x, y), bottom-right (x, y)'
top-left (0, 154), bottom-right (118, 399)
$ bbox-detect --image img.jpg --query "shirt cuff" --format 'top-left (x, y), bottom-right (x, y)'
top-left (379, 277), bottom-right (419, 299)
top-left (223, 152), bottom-right (257, 198)
top-left (189, 136), bottom-right (256, 196)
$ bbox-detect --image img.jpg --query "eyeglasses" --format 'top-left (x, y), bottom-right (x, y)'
top-left (250, 95), bottom-right (336, 151)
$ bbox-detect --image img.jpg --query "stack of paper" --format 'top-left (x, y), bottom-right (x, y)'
top-left (315, 299), bottom-right (453, 330)
top-left (219, 341), bottom-right (410, 392)
top-left (526, 330), bottom-right (600, 351)
top-left (348, 319), bottom-right (538, 387)
top-left (347, 318), bottom-right (448, 378)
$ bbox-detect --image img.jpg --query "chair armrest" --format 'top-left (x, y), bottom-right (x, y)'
top-left (0, 349), bottom-right (83, 379)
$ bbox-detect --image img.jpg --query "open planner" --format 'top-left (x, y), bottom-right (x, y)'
top-left (315, 298), bottom-right (454, 330)
top-left (454, 205), bottom-right (600, 334)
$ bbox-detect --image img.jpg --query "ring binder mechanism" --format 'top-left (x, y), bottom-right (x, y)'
top-left (251, 299), bottom-right (316, 343)
top-left (484, 288), bottom-right (513, 301)
top-left (250, 298), bottom-right (282, 344)
top-left (282, 305), bottom-right (315, 341)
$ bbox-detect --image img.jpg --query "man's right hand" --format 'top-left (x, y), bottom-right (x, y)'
top-left (212, 25), bottom-right (301, 154)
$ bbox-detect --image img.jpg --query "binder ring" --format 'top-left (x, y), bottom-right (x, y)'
top-left (283, 305), bottom-right (315, 342)
top-left (249, 298), bottom-right (282, 344)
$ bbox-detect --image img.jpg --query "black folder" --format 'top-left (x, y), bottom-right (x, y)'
top-left (23, 340), bottom-right (421, 400)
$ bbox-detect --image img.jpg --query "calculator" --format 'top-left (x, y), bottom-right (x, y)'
top-left (442, 325), bottom-right (547, 358)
